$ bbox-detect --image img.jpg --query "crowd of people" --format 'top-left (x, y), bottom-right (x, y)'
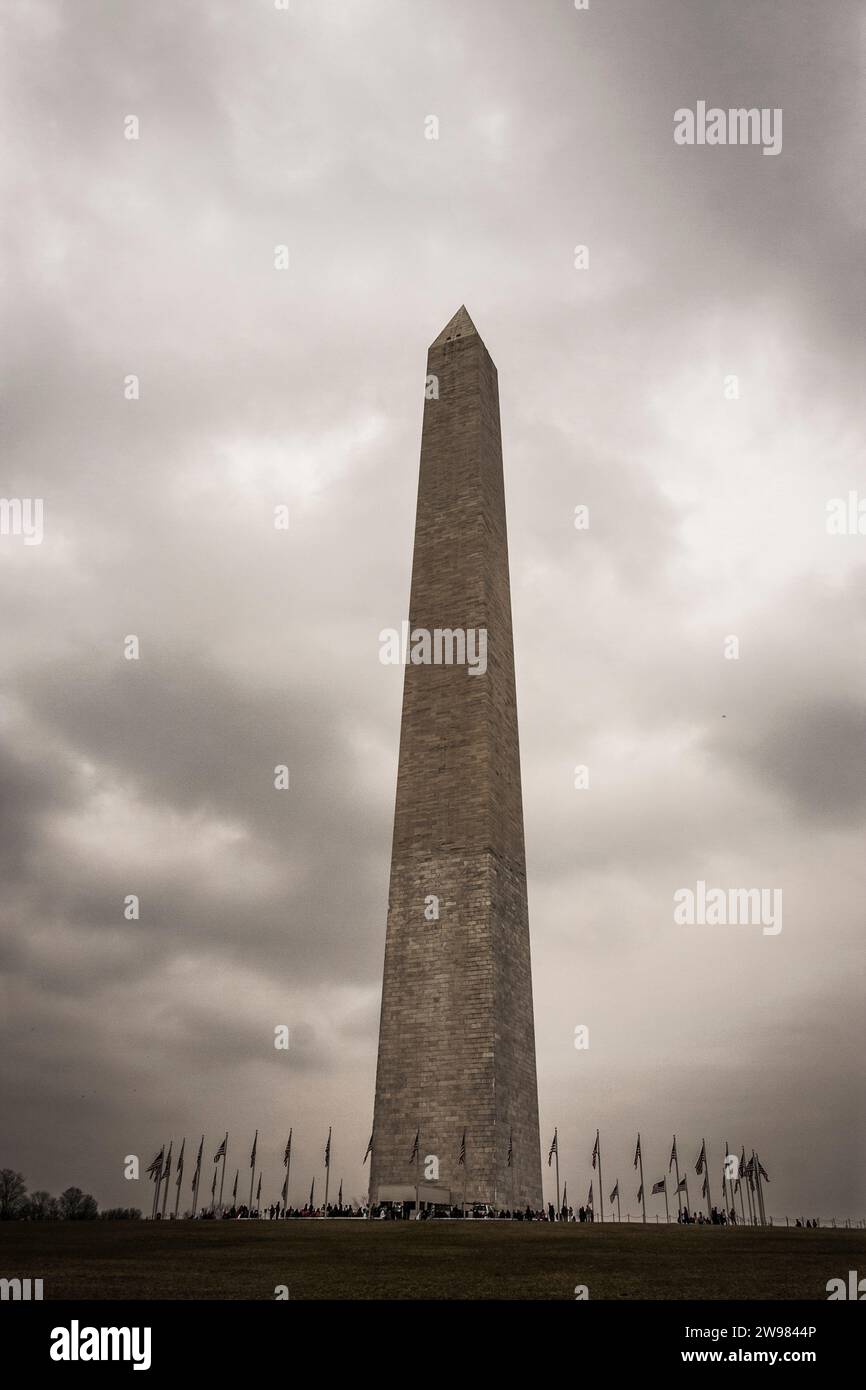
top-left (158, 1201), bottom-right (825, 1226)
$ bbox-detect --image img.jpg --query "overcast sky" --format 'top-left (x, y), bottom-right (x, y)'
top-left (1, 0), bottom-right (864, 1222)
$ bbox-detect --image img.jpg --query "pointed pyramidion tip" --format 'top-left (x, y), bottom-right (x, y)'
top-left (430, 304), bottom-right (480, 349)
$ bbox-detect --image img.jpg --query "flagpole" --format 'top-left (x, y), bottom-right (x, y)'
top-left (193, 1135), bottom-right (204, 1217)
top-left (151, 1154), bottom-right (162, 1220)
top-left (160, 1144), bottom-right (172, 1220)
top-left (616, 1184), bottom-right (621, 1222)
top-left (218, 1132), bottom-right (228, 1215)
top-left (416, 1120), bottom-right (421, 1220)
top-left (174, 1139), bottom-right (184, 1219)
top-left (703, 1137), bottom-right (712, 1218)
top-left (596, 1129), bottom-right (604, 1224)
top-left (754, 1150), bottom-right (766, 1226)
top-left (724, 1138), bottom-right (733, 1220)
top-left (637, 1134), bottom-right (646, 1223)
top-left (249, 1130), bottom-right (257, 1212)
top-left (737, 1155), bottom-right (747, 1225)
top-left (286, 1134), bottom-right (292, 1214)
top-left (664, 1177), bottom-right (670, 1224)
top-left (554, 1132), bottom-right (561, 1217)
top-left (324, 1127), bottom-right (331, 1215)
top-left (672, 1135), bottom-right (683, 1218)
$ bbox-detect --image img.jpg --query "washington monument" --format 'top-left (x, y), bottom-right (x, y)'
top-left (370, 307), bottom-right (543, 1211)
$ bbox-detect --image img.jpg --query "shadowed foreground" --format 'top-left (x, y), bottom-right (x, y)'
top-left (1, 1222), bottom-right (861, 1300)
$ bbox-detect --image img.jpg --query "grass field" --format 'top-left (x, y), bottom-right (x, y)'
top-left (2, 1221), bottom-right (863, 1300)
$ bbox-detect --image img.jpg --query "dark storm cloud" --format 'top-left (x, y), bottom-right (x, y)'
top-left (1, 0), bottom-right (863, 1216)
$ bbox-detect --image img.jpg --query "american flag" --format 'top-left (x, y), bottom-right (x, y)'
top-left (609, 1181), bottom-right (619, 1203)
top-left (231, 1170), bottom-right (238, 1201)
top-left (701, 1171), bottom-right (709, 1197)
top-left (695, 1139), bottom-right (707, 1175)
top-left (758, 1159), bottom-right (770, 1183)
top-left (637, 1183), bottom-right (643, 1203)
top-left (408, 1129), bottom-right (419, 1164)
top-left (586, 1181), bottom-right (593, 1208)
top-left (652, 1179), bottom-right (665, 1195)
top-left (669, 1137), bottom-right (678, 1172)
top-left (458, 1130), bottom-right (466, 1166)
top-left (633, 1134), bottom-right (641, 1169)
top-left (324, 1128), bottom-right (331, 1169)
top-left (676, 1176), bottom-right (687, 1193)
top-left (255, 1174), bottom-right (261, 1202)
top-left (283, 1130), bottom-right (292, 1167)
top-left (214, 1135), bottom-right (227, 1163)
top-left (175, 1139), bottom-right (185, 1189)
top-left (548, 1129), bottom-right (558, 1165)
top-left (146, 1148), bottom-right (164, 1179)
top-left (591, 1131), bottom-right (599, 1170)
top-left (191, 1136), bottom-right (203, 1194)
top-left (363, 1132), bottom-right (372, 1164)
top-left (249, 1130), bottom-right (258, 1169)
top-left (506, 1129), bottom-right (513, 1168)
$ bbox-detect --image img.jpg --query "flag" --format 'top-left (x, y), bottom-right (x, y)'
top-left (592, 1130), bottom-right (599, 1170)
top-left (633, 1135), bottom-right (641, 1169)
top-left (214, 1135), bottom-right (227, 1163)
top-left (338, 1179), bottom-right (343, 1207)
top-left (695, 1140), bottom-right (706, 1175)
top-left (458, 1130), bottom-right (466, 1166)
top-left (232, 1170), bottom-right (238, 1202)
top-left (562, 1181), bottom-right (568, 1208)
top-left (637, 1184), bottom-right (643, 1203)
top-left (175, 1138), bottom-right (185, 1188)
top-left (283, 1130), bottom-right (293, 1166)
top-left (736, 1146), bottom-right (746, 1191)
top-left (211, 1169), bottom-right (217, 1200)
top-left (363, 1132), bottom-right (372, 1164)
top-left (162, 1142), bottom-right (172, 1185)
top-left (676, 1176), bottom-right (687, 1193)
top-left (256, 1174), bottom-right (261, 1203)
top-left (146, 1148), bottom-right (164, 1180)
top-left (409, 1129), bottom-right (419, 1165)
top-left (701, 1172), bottom-right (709, 1198)
top-left (586, 1182), bottom-right (593, 1208)
top-left (758, 1160), bottom-right (770, 1183)
top-left (609, 1181), bottom-right (619, 1204)
top-left (652, 1179), bottom-right (665, 1195)
top-left (324, 1127), bottom-right (331, 1169)
top-left (548, 1129), bottom-right (558, 1165)
top-left (192, 1136), bottom-right (203, 1194)
top-left (281, 1173), bottom-right (288, 1204)
top-left (507, 1129), bottom-right (513, 1168)
top-left (309, 1178), bottom-right (315, 1209)
top-left (669, 1136), bottom-right (678, 1172)
top-left (250, 1130), bottom-right (258, 1169)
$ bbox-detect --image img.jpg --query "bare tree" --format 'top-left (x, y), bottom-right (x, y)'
top-left (59, 1186), bottom-right (98, 1220)
top-left (0, 1169), bottom-right (27, 1220)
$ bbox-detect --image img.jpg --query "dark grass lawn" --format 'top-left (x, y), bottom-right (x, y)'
top-left (2, 1221), bottom-right (863, 1300)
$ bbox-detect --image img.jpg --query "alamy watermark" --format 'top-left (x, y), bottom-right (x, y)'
top-left (0, 497), bottom-right (43, 545)
top-left (674, 102), bottom-right (782, 157)
top-left (674, 880), bottom-right (782, 936)
top-left (379, 623), bottom-right (487, 675)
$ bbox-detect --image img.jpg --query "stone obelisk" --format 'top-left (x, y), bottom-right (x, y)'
top-left (369, 306), bottom-right (542, 1212)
